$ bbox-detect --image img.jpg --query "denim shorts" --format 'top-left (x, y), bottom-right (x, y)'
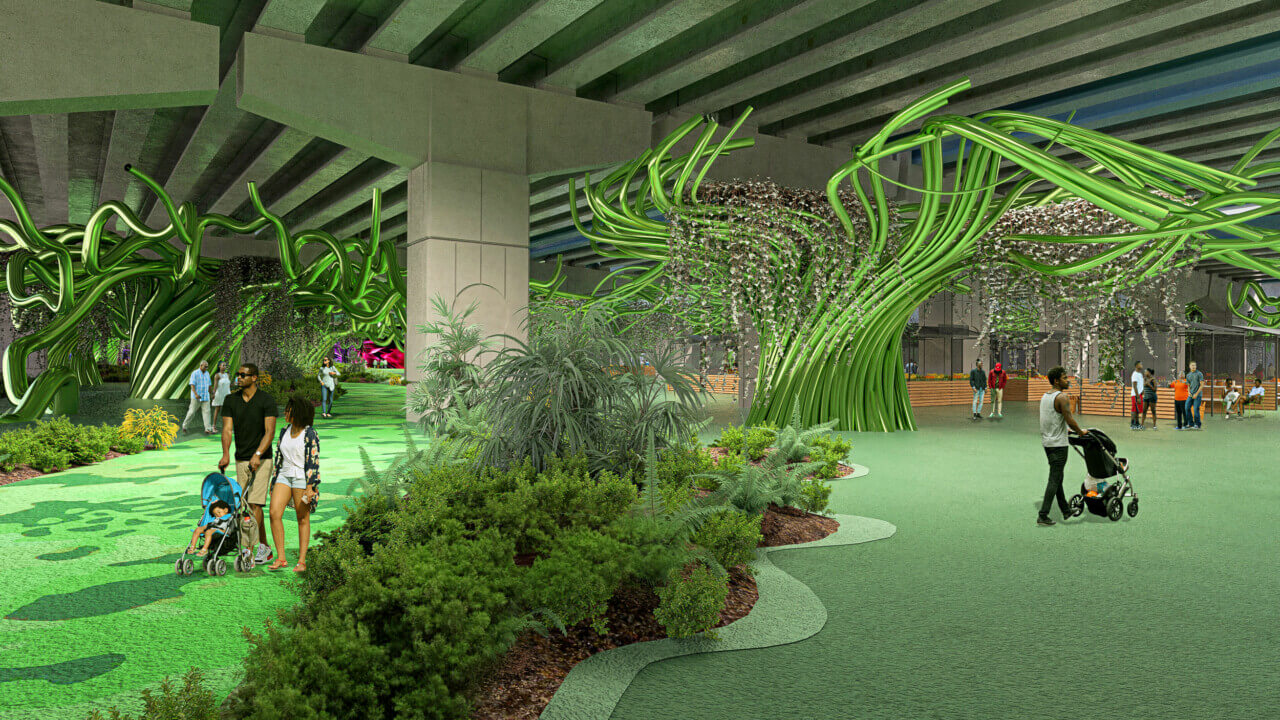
top-left (274, 476), bottom-right (307, 490)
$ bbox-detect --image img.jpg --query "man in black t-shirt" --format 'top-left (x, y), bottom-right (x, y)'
top-left (219, 363), bottom-right (278, 567)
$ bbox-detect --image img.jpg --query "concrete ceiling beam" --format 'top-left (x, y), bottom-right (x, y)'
top-left (237, 31), bottom-right (649, 174)
top-left (303, 167), bottom-right (408, 232)
top-left (259, 148), bottom-right (369, 220)
top-left (67, 110), bottom-right (114, 225)
top-left (281, 157), bottom-right (399, 228)
top-left (29, 114), bottom-right (69, 225)
top-left (535, 0), bottom-right (733, 92)
top-left (666, 0), bottom-right (991, 118)
top-left (97, 109), bottom-right (156, 215)
top-left (459, 0), bottom-right (608, 75)
top-left (805, 0), bottom-right (1280, 143)
top-left (208, 127), bottom-right (313, 215)
top-left (253, 0), bottom-right (329, 38)
top-left (604, 0), bottom-right (855, 106)
top-left (745, 0), bottom-right (1111, 130)
top-left (0, 0), bottom-right (219, 115)
top-left (364, 0), bottom-right (472, 56)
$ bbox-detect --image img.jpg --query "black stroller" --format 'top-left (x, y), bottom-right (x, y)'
top-left (1067, 429), bottom-right (1139, 522)
top-left (174, 472), bottom-right (258, 576)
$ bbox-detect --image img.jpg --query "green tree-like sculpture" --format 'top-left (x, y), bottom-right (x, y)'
top-left (570, 79), bottom-right (1280, 431)
top-left (0, 166), bottom-right (405, 421)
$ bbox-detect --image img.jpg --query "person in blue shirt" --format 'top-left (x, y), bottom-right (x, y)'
top-left (1184, 361), bottom-right (1204, 429)
top-left (181, 360), bottom-right (214, 434)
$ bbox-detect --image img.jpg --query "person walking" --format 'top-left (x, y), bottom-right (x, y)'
top-left (1185, 361), bottom-right (1205, 429)
top-left (969, 359), bottom-right (987, 420)
top-left (1171, 371), bottom-right (1190, 430)
top-left (218, 363), bottom-right (278, 567)
top-left (211, 361), bottom-right (232, 428)
top-left (1039, 366), bottom-right (1089, 526)
top-left (317, 357), bottom-right (340, 419)
top-left (987, 362), bottom-right (1008, 418)
top-left (181, 360), bottom-right (213, 435)
top-left (268, 394), bottom-right (320, 573)
top-left (1129, 361), bottom-right (1145, 430)
top-left (1141, 367), bottom-right (1158, 429)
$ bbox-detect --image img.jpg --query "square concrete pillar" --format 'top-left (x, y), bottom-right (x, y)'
top-left (405, 161), bottom-right (529, 384)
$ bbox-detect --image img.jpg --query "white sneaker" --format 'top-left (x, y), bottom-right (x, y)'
top-left (254, 543), bottom-right (273, 565)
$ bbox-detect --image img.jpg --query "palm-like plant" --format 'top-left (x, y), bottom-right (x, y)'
top-left (405, 294), bottom-right (494, 431)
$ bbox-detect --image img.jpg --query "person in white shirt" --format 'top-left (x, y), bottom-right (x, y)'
top-left (267, 394), bottom-right (321, 573)
top-left (1129, 361), bottom-right (1145, 430)
top-left (1239, 377), bottom-right (1266, 418)
top-left (1223, 378), bottom-right (1240, 418)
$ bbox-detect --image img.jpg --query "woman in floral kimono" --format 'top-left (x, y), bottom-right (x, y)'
top-left (267, 394), bottom-right (321, 572)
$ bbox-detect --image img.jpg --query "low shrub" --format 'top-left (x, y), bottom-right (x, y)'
top-left (121, 406), bottom-right (179, 450)
top-left (0, 418), bottom-right (137, 472)
top-left (809, 435), bottom-right (852, 479)
top-left (114, 436), bottom-right (146, 455)
top-left (228, 532), bottom-right (523, 720)
top-left (799, 478), bottom-right (833, 514)
top-left (519, 528), bottom-right (631, 634)
top-left (29, 444), bottom-right (73, 473)
top-left (654, 563), bottom-right (728, 639)
top-left (86, 668), bottom-right (218, 720)
top-left (711, 425), bottom-right (775, 461)
top-left (693, 509), bottom-right (763, 573)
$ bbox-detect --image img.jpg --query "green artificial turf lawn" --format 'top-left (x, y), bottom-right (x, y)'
top-left (615, 402), bottom-right (1280, 720)
top-left (0, 384), bottom-right (410, 720)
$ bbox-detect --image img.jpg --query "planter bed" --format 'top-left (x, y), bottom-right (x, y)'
top-left (469, 505), bottom-right (838, 720)
top-left (704, 445), bottom-right (855, 480)
top-left (0, 448), bottom-right (151, 487)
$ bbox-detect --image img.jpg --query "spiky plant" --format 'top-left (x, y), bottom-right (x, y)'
top-left (406, 294), bottom-right (495, 431)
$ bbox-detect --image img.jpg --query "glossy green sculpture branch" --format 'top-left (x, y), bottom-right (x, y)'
top-left (567, 78), bottom-right (1280, 431)
top-left (0, 167), bottom-right (406, 421)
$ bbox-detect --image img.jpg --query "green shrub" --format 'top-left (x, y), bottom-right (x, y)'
top-left (519, 528), bottom-right (631, 634)
top-left (87, 668), bottom-right (218, 720)
top-left (693, 509), bottom-right (762, 573)
top-left (809, 435), bottom-right (852, 479)
top-left (654, 563), bottom-right (729, 639)
top-left (229, 532), bottom-right (522, 720)
top-left (799, 479), bottom-right (833, 514)
top-left (604, 513), bottom-right (691, 588)
top-left (706, 448), bottom-right (821, 515)
top-left (0, 430), bottom-right (35, 471)
top-left (711, 425), bottom-right (775, 461)
top-left (114, 436), bottom-right (146, 455)
top-left (29, 444), bottom-right (73, 473)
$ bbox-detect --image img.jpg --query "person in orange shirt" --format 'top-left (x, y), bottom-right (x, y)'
top-left (1170, 371), bottom-right (1190, 430)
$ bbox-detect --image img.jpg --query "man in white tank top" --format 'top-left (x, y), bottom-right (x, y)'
top-left (1038, 366), bottom-right (1089, 526)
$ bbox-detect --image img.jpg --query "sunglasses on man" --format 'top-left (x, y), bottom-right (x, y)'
top-left (236, 372), bottom-right (255, 378)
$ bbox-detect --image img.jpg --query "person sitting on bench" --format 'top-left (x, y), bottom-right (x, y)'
top-left (1240, 377), bottom-right (1265, 417)
top-left (1223, 379), bottom-right (1240, 418)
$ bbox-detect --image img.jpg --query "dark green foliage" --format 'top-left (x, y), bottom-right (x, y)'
top-left (406, 295), bottom-right (493, 432)
top-left (0, 417), bottom-right (138, 472)
top-left (703, 447), bottom-right (822, 515)
top-left (478, 307), bottom-right (703, 474)
top-left (229, 532), bottom-right (523, 720)
top-left (693, 509), bottom-right (762, 573)
top-left (115, 436), bottom-right (146, 454)
top-left (799, 478), bottom-right (833, 514)
top-left (86, 668), bottom-right (218, 720)
top-left (654, 563), bottom-right (729, 639)
top-left (95, 363), bottom-right (132, 384)
top-left (519, 528), bottom-right (631, 634)
top-left (773, 401), bottom-right (839, 464)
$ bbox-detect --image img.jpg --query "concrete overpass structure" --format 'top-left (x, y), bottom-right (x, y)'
top-left (2, 0), bottom-right (1280, 373)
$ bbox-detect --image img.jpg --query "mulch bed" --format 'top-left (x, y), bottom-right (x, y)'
top-left (704, 446), bottom-right (856, 479)
top-left (469, 506), bottom-right (838, 720)
top-left (0, 449), bottom-right (133, 487)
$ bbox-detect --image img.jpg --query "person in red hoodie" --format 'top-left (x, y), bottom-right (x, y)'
top-left (988, 362), bottom-right (1009, 418)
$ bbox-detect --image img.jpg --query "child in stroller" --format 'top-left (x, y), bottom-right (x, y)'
top-left (175, 472), bottom-right (258, 576)
top-left (1067, 429), bottom-right (1140, 522)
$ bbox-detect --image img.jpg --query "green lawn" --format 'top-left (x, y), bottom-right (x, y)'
top-left (0, 384), bottom-right (410, 720)
top-left (614, 402), bottom-right (1280, 720)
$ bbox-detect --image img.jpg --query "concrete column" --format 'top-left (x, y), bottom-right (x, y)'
top-left (404, 162), bottom-right (530, 382)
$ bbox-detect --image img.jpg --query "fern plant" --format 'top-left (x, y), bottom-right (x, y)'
top-left (406, 294), bottom-right (495, 432)
top-left (701, 441), bottom-right (822, 515)
top-left (772, 399), bottom-right (839, 463)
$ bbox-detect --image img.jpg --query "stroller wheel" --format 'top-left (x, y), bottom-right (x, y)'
top-left (174, 558), bottom-right (185, 576)
top-left (214, 558), bottom-right (227, 576)
top-left (1127, 498), bottom-right (1139, 517)
top-left (1106, 497), bottom-right (1123, 522)
top-left (1068, 495), bottom-right (1084, 517)
top-left (182, 558), bottom-right (194, 575)
top-left (234, 555), bottom-right (244, 573)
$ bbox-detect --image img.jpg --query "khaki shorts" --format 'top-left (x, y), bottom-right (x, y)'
top-left (236, 459), bottom-right (274, 506)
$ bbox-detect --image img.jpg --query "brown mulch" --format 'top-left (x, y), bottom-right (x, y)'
top-left (470, 506), bottom-right (841, 720)
top-left (470, 567), bottom-right (759, 720)
top-left (704, 445), bottom-right (855, 479)
top-left (760, 504), bottom-right (840, 547)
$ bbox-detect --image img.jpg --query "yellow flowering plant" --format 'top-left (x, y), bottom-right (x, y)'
top-left (120, 406), bottom-right (179, 450)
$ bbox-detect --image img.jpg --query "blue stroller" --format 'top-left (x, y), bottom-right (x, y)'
top-left (174, 473), bottom-right (256, 576)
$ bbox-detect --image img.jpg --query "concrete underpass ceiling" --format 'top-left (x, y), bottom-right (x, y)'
top-left (0, 0), bottom-right (1278, 282)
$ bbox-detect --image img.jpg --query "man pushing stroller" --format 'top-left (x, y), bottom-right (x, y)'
top-left (1038, 366), bottom-right (1089, 526)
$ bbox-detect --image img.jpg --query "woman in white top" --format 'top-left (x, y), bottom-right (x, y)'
top-left (268, 394), bottom-right (321, 572)
top-left (211, 361), bottom-right (232, 427)
top-left (317, 357), bottom-right (340, 419)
